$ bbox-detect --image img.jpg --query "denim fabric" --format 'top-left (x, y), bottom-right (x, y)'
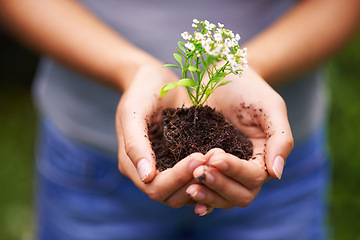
top-left (35, 120), bottom-right (330, 240)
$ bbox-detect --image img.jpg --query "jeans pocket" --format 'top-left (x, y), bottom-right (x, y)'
top-left (36, 120), bottom-right (121, 194)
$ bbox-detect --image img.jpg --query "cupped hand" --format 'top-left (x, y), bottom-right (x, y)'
top-left (116, 64), bottom-right (202, 208)
top-left (186, 67), bottom-right (293, 215)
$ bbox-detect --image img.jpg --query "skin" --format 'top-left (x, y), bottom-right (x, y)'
top-left (187, 0), bottom-right (360, 215)
top-left (187, 0), bottom-right (360, 216)
top-left (1, 0), bottom-right (359, 217)
top-left (189, 68), bottom-right (293, 214)
top-left (246, 0), bottom-right (360, 85)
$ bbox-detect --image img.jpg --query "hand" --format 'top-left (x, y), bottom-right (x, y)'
top-left (186, 67), bottom-right (293, 215)
top-left (116, 64), bottom-right (202, 208)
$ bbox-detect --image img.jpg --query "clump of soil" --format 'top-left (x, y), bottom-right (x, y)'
top-left (149, 105), bottom-right (253, 172)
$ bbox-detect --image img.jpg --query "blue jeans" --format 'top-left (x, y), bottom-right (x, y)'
top-left (35, 120), bottom-right (330, 240)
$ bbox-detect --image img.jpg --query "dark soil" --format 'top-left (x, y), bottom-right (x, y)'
top-left (149, 105), bottom-right (253, 172)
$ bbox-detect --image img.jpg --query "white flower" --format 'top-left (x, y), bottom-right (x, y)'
top-left (181, 31), bottom-right (192, 40)
top-left (243, 47), bottom-right (248, 56)
top-left (215, 28), bottom-right (223, 35)
top-left (231, 38), bottom-right (238, 47)
top-left (214, 32), bottom-right (222, 42)
top-left (207, 43), bottom-right (224, 57)
top-left (223, 47), bottom-right (230, 54)
top-left (235, 48), bottom-right (247, 57)
top-left (220, 46), bottom-right (230, 58)
top-left (204, 20), bottom-right (212, 30)
top-left (181, 20), bottom-right (245, 72)
top-left (215, 44), bottom-right (224, 55)
top-left (225, 38), bottom-right (236, 48)
top-left (192, 19), bottom-right (199, 28)
top-left (230, 31), bottom-right (235, 38)
top-left (209, 23), bottom-right (216, 30)
top-left (201, 37), bottom-right (213, 48)
top-left (235, 49), bottom-right (241, 57)
top-left (230, 62), bottom-right (240, 72)
top-left (203, 32), bottom-right (211, 38)
top-left (185, 42), bottom-right (195, 51)
top-left (239, 57), bottom-right (248, 69)
top-left (194, 32), bottom-right (203, 41)
top-left (226, 53), bottom-right (236, 62)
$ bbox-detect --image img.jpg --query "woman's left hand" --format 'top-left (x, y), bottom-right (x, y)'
top-left (186, 67), bottom-right (294, 216)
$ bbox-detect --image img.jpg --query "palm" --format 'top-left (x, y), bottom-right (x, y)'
top-left (207, 67), bottom-right (292, 178)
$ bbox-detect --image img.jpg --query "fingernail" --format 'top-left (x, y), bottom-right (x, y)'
top-left (273, 155), bottom-right (285, 179)
top-left (193, 167), bottom-right (214, 184)
top-left (137, 158), bottom-right (152, 182)
top-left (186, 185), bottom-right (197, 198)
top-left (204, 172), bottom-right (214, 184)
top-left (197, 205), bottom-right (211, 217)
top-left (186, 186), bottom-right (205, 200)
top-left (189, 159), bottom-right (205, 172)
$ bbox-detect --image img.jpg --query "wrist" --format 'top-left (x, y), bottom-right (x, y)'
top-left (114, 50), bottom-right (163, 92)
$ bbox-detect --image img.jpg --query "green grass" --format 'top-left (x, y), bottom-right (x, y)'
top-left (0, 32), bottom-right (359, 240)
top-left (0, 86), bottom-right (36, 240)
top-left (327, 32), bottom-right (360, 240)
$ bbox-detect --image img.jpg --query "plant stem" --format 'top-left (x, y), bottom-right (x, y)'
top-left (194, 57), bottom-right (201, 105)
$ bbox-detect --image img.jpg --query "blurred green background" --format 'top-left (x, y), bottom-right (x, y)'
top-left (0, 30), bottom-right (359, 240)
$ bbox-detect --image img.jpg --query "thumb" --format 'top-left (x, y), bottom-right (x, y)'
top-left (116, 105), bottom-right (157, 183)
top-left (261, 100), bottom-right (294, 179)
top-left (264, 127), bottom-right (294, 179)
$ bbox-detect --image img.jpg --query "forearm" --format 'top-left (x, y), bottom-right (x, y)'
top-left (0, 0), bottom-right (159, 91)
top-left (245, 0), bottom-right (360, 85)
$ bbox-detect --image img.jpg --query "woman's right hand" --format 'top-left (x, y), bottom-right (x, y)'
top-left (116, 64), bottom-right (207, 208)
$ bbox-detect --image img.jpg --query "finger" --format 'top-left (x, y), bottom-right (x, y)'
top-left (163, 179), bottom-right (197, 209)
top-left (118, 144), bottom-right (207, 205)
top-left (194, 203), bottom-right (214, 216)
top-left (261, 99), bottom-right (294, 179)
top-left (116, 65), bottom-right (171, 183)
top-left (192, 165), bottom-right (258, 208)
top-left (117, 129), bottom-right (151, 187)
top-left (186, 183), bottom-right (233, 209)
top-left (142, 153), bottom-right (207, 203)
top-left (206, 148), bottom-right (268, 189)
top-left (116, 127), bottom-right (131, 178)
top-left (186, 199), bottom-right (197, 206)
top-left (116, 100), bottom-right (157, 183)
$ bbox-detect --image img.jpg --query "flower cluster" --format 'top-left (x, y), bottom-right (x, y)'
top-left (181, 19), bottom-right (248, 73)
top-left (160, 19), bottom-right (248, 107)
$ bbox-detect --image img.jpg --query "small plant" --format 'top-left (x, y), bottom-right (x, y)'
top-left (160, 19), bottom-right (248, 107)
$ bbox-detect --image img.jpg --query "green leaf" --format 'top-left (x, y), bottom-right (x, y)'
top-left (159, 82), bottom-right (178, 98)
top-left (178, 41), bottom-right (186, 53)
top-left (209, 72), bottom-right (227, 84)
top-left (162, 63), bottom-right (181, 69)
top-left (205, 88), bottom-right (214, 96)
top-left (173, 53), bottom-right (183, 68)
top-left (188, 66), bottom-right (200, 72)
top-left (163, 82), bottom-right (179, 91)
top-left (216, 80), bottom-right (232, 87)
top-left (159, 78), bottom-right (199, 98)
top-left (177, 78), bottom-right (198, 87)
top-left (176, 48), bottom-right (185, 57)
top-left (159, 87), bottom-right (170, 98)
